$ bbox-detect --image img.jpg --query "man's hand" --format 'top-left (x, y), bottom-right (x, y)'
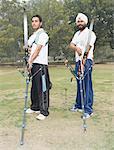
top-left (69, 43), bottom-right (82, 56)
top-left (27, 60), bottom-right (32, 73)
top-left (27, 63), bottom-right (32, 73)
top-left (64, 59), bottom-right (68, 66)
top-left (28, 47), bottom-right (32, 55)
top-left (82, 57), bottom-right (86, 65)
top-left (23, 45), bottom-right (28, 50)
top-left (76, 47), bottom-right (82, 56)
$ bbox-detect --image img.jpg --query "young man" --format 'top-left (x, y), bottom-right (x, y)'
top-left (26, 15), bottom-right (51, 120)
top-left (69, 13), bottom-right (96, 118)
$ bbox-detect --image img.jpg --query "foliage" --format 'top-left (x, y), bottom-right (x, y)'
top-left (0, 0), bottom-right (23, 59)
top-left (0, 0), bottom-right (114, 62)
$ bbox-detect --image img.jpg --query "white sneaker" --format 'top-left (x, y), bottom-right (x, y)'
top-left (83, 113), bottom-right (90, 119)
top-left (82, 113), bottom-right (93, 119)
top-left (36, 114), bottom-right (46, 120)
top-left (26, 108), bottom-right (40, 114)
top-left (78, 109), bottom-right (83, 112)
top-left (70, 106), bottom-right (83, 112)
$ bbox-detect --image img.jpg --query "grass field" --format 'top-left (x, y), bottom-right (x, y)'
top-left (0, 64), bottom-right (114, 150)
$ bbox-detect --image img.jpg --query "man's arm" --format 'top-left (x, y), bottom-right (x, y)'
top-left (82, 45), bottom-right (92, 65)
top-left (69, 42), bottom-right (82, 56)
top-left (28, 44), bottom-right (42, 72)
top-left (83, 45), bottom-right (92, 58)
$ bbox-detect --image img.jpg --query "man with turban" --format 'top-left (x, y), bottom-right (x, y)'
top-left (69, 13), bottom-right (96, 119)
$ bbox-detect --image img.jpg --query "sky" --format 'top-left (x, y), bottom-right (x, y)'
top-left (17, 0), bottom-right (30, 3)
top-left (8, 0), bottom-right (30, 3)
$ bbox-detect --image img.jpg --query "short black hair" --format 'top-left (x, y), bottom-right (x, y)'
top-left (31, 15), bottom-right (42, 22)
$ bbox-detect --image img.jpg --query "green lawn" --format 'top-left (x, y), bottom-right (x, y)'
top-left (0, 64), bottom-right (114, 150)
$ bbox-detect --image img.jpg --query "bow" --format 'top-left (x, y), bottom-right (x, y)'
top-left (18, 2), bottom-right (30, 78)
top-left (65, 19), bottom-right (94, 79)
top-left (20, 3), bottom-right (30, 146)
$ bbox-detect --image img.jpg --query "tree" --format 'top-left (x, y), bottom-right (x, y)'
top-left (0, 0), bottom-right (23, 61)
top-left (63, 0), bottom-right (114, 61)
top-left (0, 0), bottom-right (113, 62)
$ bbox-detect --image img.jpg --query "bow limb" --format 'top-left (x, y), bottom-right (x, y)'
top-left (23, 4), bottom-right (30, 77)
top-left (84, 19), bottom-right (94, 55)
top-left (23, 6), bottom-right (29, 66)
top-left (79, 19), bottom-right (95, 75)
top-left (23, 7), bottom-right (28, 49)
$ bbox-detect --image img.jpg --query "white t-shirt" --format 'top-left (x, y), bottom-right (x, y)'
top-left (71, 27), bottom-right (96, 62)
top-left (28, 28), bottom-right (49, 65)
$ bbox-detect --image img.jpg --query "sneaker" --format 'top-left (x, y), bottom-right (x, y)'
top-left (77, 109), bottom-right (83, 112)
top-left (26, 108), bottom-right (40, 114)
top-left (90, 112), bottom-right (93, 116)
top-left (70, 105), bottom-right (83, 112)
top-left (36, 114), bottom-right (46, 120)
top-left (82, 112), bottom-right (93, 119)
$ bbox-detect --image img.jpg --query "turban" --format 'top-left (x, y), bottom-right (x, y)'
top-left (76, 13), bottom-right (88, 24)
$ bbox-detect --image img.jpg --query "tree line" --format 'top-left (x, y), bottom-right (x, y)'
top-left (0, 0), bottom-right (114, 63)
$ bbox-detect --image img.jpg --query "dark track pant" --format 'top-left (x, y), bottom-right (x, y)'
top-left (75, 59), bottom-right (93, 114)
top-left (30, 63), bottom-right (50, 116)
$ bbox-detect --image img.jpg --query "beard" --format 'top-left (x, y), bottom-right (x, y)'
top-left (77, 24), bottom-right (86, 30)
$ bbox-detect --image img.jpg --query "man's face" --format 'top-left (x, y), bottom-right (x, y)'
top-left (32, 17), bottom-right (42, 30)
top-left (76, 19), bottom-right (86, 30)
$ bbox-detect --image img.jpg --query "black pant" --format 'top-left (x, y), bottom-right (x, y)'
top-left (30, 63), bottom-right (50, 116)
